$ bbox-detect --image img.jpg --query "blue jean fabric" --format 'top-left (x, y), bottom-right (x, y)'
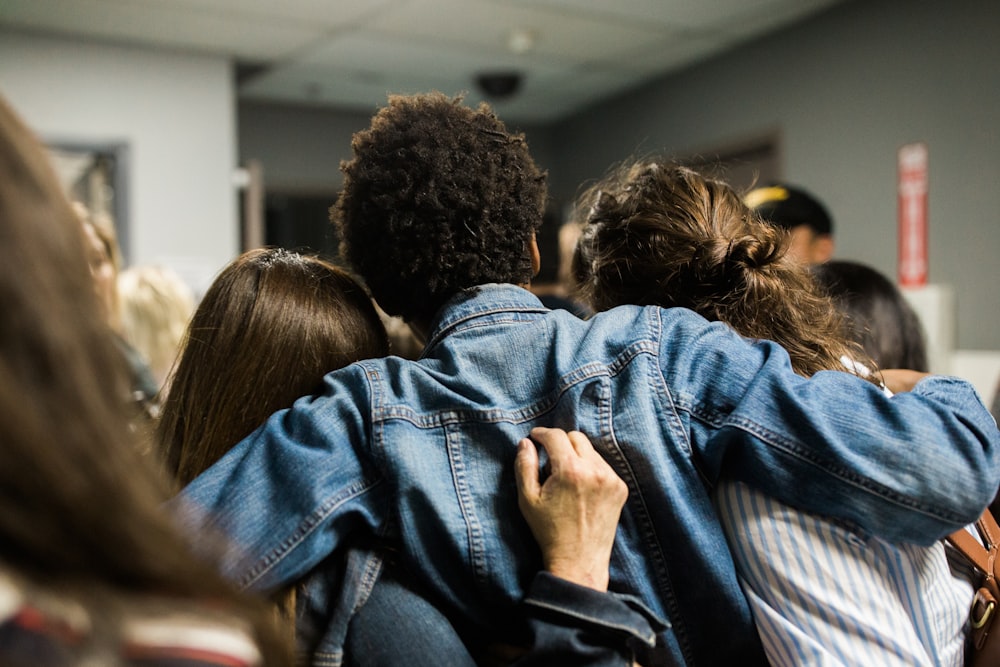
top-left (341, 566), bottom-right (661, 667)
top-left (178, 284), bottom-right (1000, 665)
top-left (343, 562), bottom-right (476, 667)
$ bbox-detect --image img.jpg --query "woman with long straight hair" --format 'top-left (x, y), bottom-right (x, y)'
top-left (158, 248), bottom-right (391, 488)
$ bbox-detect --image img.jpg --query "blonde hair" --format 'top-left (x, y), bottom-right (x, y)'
top-left (573, 161), bottom-right (870, 379)
top-left (119, 265), bottom-right (195, 390)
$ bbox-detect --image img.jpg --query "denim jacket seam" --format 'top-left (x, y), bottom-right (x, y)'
top-left (445, 424), bottom-right (489, 584)
top-left (238, 476), bottom-right (384, 589)
top-left (601, 340), bottom-right (698, 664)
top-left (369, 362), bottom-right (630, 428)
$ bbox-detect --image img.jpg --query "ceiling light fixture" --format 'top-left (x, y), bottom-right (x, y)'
top-left (507, 27), bottom-right (536, 55)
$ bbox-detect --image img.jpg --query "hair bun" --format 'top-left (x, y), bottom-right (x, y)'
top-left (724, 234), bottom-right (783, 271)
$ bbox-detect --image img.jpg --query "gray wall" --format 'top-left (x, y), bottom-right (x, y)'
top-left (239, 100), bottom-right (556, 194)
top-left (238, 101), bottom-right (373, 194)
top-left (237, 0), bottom-right (998, 349)
top-left (550, 0), bottom-right (999, 350)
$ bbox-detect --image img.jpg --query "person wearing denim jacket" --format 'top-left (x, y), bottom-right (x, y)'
top-left (177, 93), bottom-right (1000, 665)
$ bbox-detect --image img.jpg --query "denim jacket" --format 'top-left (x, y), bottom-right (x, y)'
top-left (180, 284), bottom-right (1000, 665)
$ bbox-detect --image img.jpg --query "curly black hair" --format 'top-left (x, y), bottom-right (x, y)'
top-left (332, 92), bottom-right (547, 323)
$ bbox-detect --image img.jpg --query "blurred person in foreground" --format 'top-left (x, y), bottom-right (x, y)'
top-left (0, 93), bottom-right (289, 666)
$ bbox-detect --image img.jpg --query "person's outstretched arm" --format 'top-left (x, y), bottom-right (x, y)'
top-left (514, 427), bottom-right (665, 666)
top-left (655, 310), bottom-right (1000, 543)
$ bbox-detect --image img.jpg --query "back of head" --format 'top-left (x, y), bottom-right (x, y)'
top-left (744, 183), bottom-right (833, 237)
top-left (159, 248), bottom-right (390, 487)
top-left (813, 260), bottom-right (928, 372)
top-left (745, 183), bottom-right (834, 265)
top-left (333, 92), bottom-right (547, 324)
top-left (573, 162), bottom-right (865, 378)
top-left (0, 94), bottom-right (143, 577)
top-left (0, 96), bottom-right (292, 664)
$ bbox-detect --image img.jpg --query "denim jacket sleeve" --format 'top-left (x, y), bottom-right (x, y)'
top-left (516, 573), bottom-right (666, 667)
top-left (176, 370), bottom-right (387, 592)
top-left (658, 310), bottom-right (1000, 544)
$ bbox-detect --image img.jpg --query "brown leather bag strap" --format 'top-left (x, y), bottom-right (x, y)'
top-left (948, 510), bottom-right (1000, 665)
top-left (978, 510), bottom-right (1000, 595)
top-left (978, 510), bottom-right (1000, 552)
top-left (947, 510), bottom-right (1000, 597)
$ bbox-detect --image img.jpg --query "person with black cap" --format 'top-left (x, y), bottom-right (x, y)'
top-left (745, 182), bottom-right (834, 264)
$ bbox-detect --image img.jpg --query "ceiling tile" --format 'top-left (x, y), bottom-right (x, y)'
top-left (0, 0), bottom-right (329, 60)
top-left (150, 0), bottom-right (401, 26)
top-left (366, 0), bottom-right (677, 65)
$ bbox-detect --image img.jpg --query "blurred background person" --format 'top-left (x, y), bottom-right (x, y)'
top-left (530, 206), bottom-right (591, 319)
top-left (813, 259), bottom-right (928, 373)
top-left (744, 182), bottom-right (834, 265)
top-left (75, 201), bottom-right (160, 427)
top-left (118, 263), bottom-right (196, 395)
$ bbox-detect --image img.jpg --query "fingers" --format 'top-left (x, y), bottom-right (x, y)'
top-left (528, 426), bottom-right (576, 462)
top-left (565, 429), bottom-right (596, 457)
top-left (514, 427), bottom-right (626, 592)
top-left (515, 438), bottom-right (541, 505)
top-left (530, 426), bottom-right (606, 474)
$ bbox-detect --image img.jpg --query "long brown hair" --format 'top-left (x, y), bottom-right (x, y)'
top-left (0, 96), bottom-right (289, 662)
top-left (573, 162), bottom-right (870, 378)
top-left (158, 247), bottom-right (390, 488)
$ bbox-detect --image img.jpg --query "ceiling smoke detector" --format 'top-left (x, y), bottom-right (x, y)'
top-left (475, 72), bottom-right (523, 99)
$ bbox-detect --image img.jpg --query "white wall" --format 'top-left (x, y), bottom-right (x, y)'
top-left (0, 31), bottom-right (238, 292)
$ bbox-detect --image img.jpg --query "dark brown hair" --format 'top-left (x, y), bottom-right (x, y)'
top-left (0, 95), bottom-right (288, 662)
top-left (573, 162), bottom-right (870, 379)
top-left (158, 248), bottom-right (390, 488)
top-left (333, 92), bottom-right (547, 324)
top-left (813, 260), bottom-right (928, 372)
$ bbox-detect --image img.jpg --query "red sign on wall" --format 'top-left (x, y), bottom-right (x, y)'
top-left (897, 142), bottom-right (928, 287)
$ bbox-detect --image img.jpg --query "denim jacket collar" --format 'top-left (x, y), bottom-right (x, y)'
top-left (423, 284), bottom-right (548, 354)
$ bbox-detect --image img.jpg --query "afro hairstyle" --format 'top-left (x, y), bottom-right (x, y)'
top-left (332, 92), bottom-right (547, 323)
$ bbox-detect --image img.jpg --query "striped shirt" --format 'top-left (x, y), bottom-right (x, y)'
top-left (0, 569), bottom-right (262, 667)
top-left (716, 480), bottom-right (975, 666)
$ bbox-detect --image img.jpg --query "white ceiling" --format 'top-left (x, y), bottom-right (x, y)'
top-left (0, 0), bottom-right (845, 123)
